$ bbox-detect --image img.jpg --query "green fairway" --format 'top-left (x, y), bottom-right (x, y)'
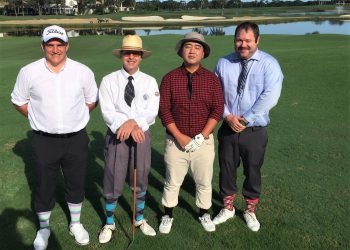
top-left (0, 34), bottom-right (349, 249)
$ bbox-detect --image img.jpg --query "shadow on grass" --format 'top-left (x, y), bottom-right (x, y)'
top-left (12, 131), bottom-right (80, 227)
top-left (0, 208), bottom-right (61, 249)
top-left (85, 130), bottom-right (105, 225)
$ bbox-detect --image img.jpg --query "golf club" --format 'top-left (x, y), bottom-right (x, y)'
top-left (128, 140), bottom-right (137, 249)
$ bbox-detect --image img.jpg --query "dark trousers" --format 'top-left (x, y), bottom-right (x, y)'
top-left (103, 129), bottom-right (151, 203)
top-left (218, 122), bottom-right (268, 199)
top-left (31, 129), bottom-right (89, 212)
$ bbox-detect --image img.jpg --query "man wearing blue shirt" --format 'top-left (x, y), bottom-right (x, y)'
top-left (213, 22), bottom-right (283, 232)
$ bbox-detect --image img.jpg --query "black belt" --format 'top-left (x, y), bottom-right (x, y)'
top-left (33, 129), bottom-right (84, 138)
top-left (223, 121), bottom-right (265, 132)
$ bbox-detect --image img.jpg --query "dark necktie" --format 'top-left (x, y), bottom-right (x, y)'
top-left (124, 76), bottom-right (135, 107)
top-left (237, 59), bottom-right (249, 96)
top-left (187, 73), bottom-right (193, 99)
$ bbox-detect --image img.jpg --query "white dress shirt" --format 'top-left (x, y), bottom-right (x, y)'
top-left (11, 58), bottom-right (98, 133)
top-left (99, 68), bottom-right (160, 133)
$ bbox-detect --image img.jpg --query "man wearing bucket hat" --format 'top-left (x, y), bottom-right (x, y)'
top-left (158, 32), bottom-right (224, 233)
top-left (98, 35), bottom-right (159, 243)
top-left (11, 25), bottom-right (98, 249)
top-left (213, 21), bottom-right (283, 232)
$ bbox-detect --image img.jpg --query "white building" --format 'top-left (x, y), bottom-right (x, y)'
top-left (44, 0), bottom-right (78, 15)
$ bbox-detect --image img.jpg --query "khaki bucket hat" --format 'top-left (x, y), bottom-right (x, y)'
top-left (175, 32), bottom-right (210, 58)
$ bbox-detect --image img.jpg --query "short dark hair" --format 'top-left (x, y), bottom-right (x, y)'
top-left (235, 22), bottom-right (260, 42)
top-left (42, 38), bottom-right (68, 46)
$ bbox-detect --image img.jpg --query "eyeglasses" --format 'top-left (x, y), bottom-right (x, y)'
top-left (121, 50), bottom-right (143, 56)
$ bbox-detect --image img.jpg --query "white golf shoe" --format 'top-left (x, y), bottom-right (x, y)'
top-left (198, 213), bottom-right (216, 232)
top-left (99, 223), bottom-right (116, 244)
top-left (213, 208), bottom-right (235, 225)
top-left (243, 211), bottom-right (260, 232)
top-left (69, 223), bottom-right (90, 245)
top-left (159, 215), bottom-right (174, 234)
top-left (33, 228), bottom-right (51, 250)
top-left (135, 219), bottom-right (156, 236)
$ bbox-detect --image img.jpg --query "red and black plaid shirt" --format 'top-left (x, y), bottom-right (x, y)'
top-left (159, 65), bottom-right (224, 138)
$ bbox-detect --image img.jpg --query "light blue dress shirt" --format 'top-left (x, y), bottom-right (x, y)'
top-left (215, 49), bottom-right (283, 127)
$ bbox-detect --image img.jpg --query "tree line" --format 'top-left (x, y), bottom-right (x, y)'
top-left (2, 0), bottom-right (338, 16)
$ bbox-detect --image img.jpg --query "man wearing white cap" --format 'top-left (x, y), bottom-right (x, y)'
top-left (158, 32), bottom-right (224, 233)
top-left (11, 25), bottom-right (98, 249)
top-left (98, 35), bottom-right (159, 243)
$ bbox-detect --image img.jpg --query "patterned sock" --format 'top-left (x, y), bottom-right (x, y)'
top-left (106, 202), bottom-right (117, 225)
top-left (37, 211), bottom-right (51, 229)
top-left (244, 197), bottom-right (259, 213)
top-left (136, 191), bottom-right (146, 222)
top-left (223, 194), bottom-right (237, 211)
top-left (67, 202), bottom-right (82, 225)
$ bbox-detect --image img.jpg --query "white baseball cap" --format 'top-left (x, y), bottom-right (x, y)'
top-left (42, 25), bottom-right (68, 43)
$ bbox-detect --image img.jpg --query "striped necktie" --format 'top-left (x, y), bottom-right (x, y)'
top-left (237, 59), bottom-right (249, 96)
top-left (124, 76), bottom-right (135, 107)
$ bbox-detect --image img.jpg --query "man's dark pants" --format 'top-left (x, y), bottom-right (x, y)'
top-left (218, 122), bottom-right (268, 199)
top-left (31, 129), bottom-right (89, 212)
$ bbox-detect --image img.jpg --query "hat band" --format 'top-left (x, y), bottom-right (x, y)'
top-left (121, 46), bottom-right (143, 50)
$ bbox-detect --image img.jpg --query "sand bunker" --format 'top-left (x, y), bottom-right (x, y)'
top-left (181, 15), bottom-right (226, 21)
top-left (122, 15), bottom-right (226, 22)
top-left (122, 16), bottom-right (165, 21)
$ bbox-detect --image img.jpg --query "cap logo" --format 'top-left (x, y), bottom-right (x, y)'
top-left (46, 28), bottom-right (64, 36)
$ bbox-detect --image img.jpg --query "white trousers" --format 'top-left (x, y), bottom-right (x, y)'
top-left (161, 133), bottom-right (215, 209)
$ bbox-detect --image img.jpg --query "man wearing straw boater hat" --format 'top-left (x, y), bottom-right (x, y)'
top-left (158, 32), bottom-right (224, 233)
top-left (98, 35), bottom-right (159, 243)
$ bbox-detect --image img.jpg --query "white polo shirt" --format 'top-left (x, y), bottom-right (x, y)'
top-left (99, 68), bottom-right (160, 133)
top-left (11, 58), bottom-right (98, 134)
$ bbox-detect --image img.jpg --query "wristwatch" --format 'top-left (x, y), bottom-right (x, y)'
top-left (239, 120), bottom-right (248, 126)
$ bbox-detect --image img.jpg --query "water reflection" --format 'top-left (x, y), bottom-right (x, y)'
top-left (1, 20), bottom-right (349, 38)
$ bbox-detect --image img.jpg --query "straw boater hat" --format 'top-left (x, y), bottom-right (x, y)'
top-left (112, 35), bottom-right (152, 58)
top-left (175, 32), bottom-right (211, 58)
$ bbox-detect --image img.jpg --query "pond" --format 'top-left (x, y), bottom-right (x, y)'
top-left (135, 20), bottom-right (350, 36)
top-left (1, 20), bottom-right (349, 38)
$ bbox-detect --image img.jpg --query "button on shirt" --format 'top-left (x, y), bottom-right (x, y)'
top-left (98, 68), bottom-right (160, 133)
top-left (159, 65), bottom-right (224, 138)
top-left (215, 50), bottom-right (283, 127)
top-left (11, 58), bottom-right (98, 133)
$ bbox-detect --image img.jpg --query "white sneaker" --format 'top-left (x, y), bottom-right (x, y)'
top-left (135, 219), bottom-right (156, 236)
top-left (33, 228), bottom-right (51, 250)
top-left (99, 223), bottom-right (116, 244)
top-left (213, 208), bottom-right (235, 225)
top-left (69, 223), bottom-right (90, 245)
top-left (159, 215), bottom-right (174, 234)
top-left (198, 213), bottom-right (215, 232)
top-left (243, 211), bottom-right (260, 232)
